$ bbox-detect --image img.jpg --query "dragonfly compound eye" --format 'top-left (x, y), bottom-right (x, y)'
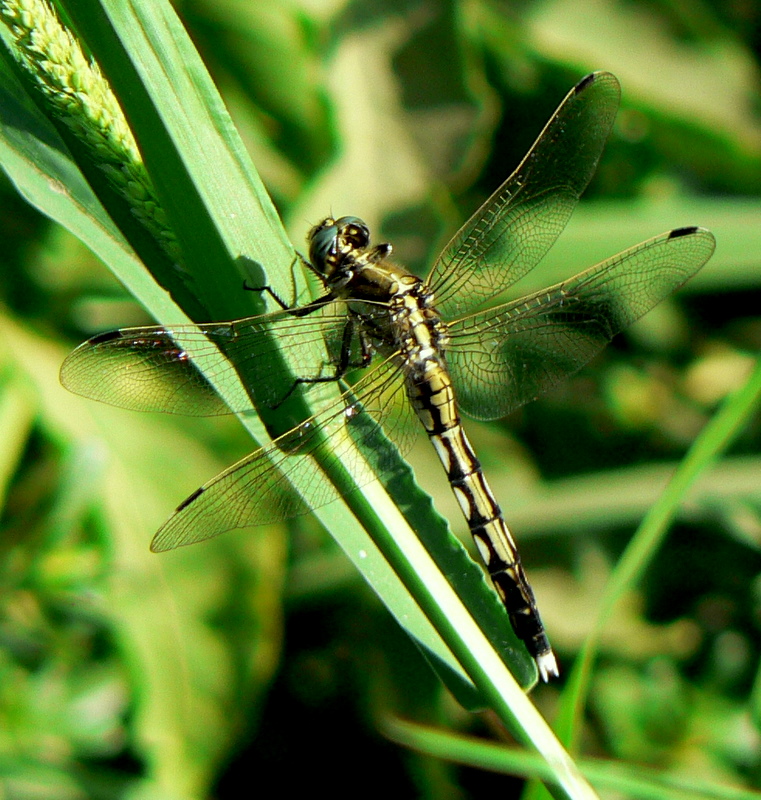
top-left (334, 216), bottom-right (370, 251)
top-left (309, 216), bottom-right (371, 275)
top-left (308, 218), bottom-right (340, 273)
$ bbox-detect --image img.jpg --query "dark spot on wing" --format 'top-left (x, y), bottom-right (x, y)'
top-left (669, 226), bottom-right (699, 239)
top-left (575, 72), bottom-right (596, 94)
top-left (89, 330), bottom-right (127, 345)
top-left (177, 486), bottom-right (205, 512)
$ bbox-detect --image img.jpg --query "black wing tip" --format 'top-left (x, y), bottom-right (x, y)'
top-left (176, 486), bottom-right (205, 512)
top-left (576, 72), bottom-right (598, 93)
top-left (668, 226), bottom-right (701, 239)
top-left (150, 487), bottom-right (205, 552)
top-left (88, 329), bottom-right (125, 345)
top-left (151, 486), bottom-right (206, 553)
top-left (575, 70), bottom-right (618, 94)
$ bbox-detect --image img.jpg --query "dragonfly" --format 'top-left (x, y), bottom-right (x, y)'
top-left (61, 72), bottom-right (715, 681)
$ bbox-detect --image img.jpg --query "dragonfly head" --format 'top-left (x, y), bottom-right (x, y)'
top-left (308, 216), bottom-right (371, 278)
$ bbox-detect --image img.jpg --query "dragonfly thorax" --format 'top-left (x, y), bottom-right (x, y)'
top-left (307, 216), bottom-right (420, 304)
top-left (309, 217), bottom-right (449, 367)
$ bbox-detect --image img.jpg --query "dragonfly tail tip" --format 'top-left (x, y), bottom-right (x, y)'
top-left (536, 651), bottom-right (560, 682)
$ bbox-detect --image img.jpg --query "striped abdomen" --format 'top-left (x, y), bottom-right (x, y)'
top-left (407, 357), bottom-right (559, 681)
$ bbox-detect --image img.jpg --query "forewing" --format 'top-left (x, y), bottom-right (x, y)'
top-left (150, 352), bottom-right (418, 551)
top-left (60, 306), bottom-right (357, 416)
top-left (447, 227), bottom-right (716, 421)
top-left (428, 72), bottom-right (621, 319)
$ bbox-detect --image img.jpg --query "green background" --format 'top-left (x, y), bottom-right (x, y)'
top-left (0, 0), bottom-right (759, 798)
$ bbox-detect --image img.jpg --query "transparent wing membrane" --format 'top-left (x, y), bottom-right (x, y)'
top-left (150, 353), bottom-right (418, 551)
top-left (60, 304), bottom-right (366, 416)
top-left (448, 227), bottom-right (716, 421)
top-left (427, 71), bottom-right (621, 319)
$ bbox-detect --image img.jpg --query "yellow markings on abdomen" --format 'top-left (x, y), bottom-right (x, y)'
top-left (395, 285), bottom-right (557, 679)
top-left (423, 406), bottom-right (557, 678)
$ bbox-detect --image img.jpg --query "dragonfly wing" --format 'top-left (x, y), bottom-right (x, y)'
top-left (60, 306), bottom-right (357, 416)
top-left (150, 352), bottom-right (418, 551)
top-left (447, 227), bottom-right (716, 421)
top-left (428, 71), bottom-right (621, 319)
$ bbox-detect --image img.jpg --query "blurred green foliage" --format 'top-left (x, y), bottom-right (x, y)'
top-left (0, 0), bottom-right (759, 798)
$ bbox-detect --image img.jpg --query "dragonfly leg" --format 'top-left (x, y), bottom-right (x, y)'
top-left (244, 279), bottom-right (338, 318)
top-left (243, 280), bottom-right (292, 310)
top-left (270, 314), bottom-right (374, 409)
top-left (242, 250), bottom-right (323, 307)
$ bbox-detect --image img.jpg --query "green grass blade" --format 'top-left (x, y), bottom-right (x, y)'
top-left (384, 717), bottom-right (761, 800)
top-left (551, 353), bottom-right (761, 755)
top-left (60, 0), bottom-right (292, 323)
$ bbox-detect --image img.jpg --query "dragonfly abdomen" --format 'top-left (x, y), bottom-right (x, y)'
top-left (407, 359), bottom-right (558, 681)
